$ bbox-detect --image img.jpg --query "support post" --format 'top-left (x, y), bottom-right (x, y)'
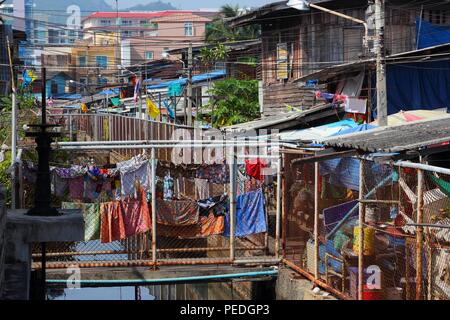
top-left (275, 154), bottom-right (282, 259)
top-left (314, 161), bottom-right (319, 279)
top-left (229, 147), bottom-right (237, 262)
top-left (416, 168), bottom-right (424, 300)
top-left (6, 36), bottom-right (17, 209)
top-left (358, 159), bottom-right (365, 300)
top-left (151, 148), bottom-right (157, 263)
top-left (187, 42), bottom-right (193, 126)
top-left (375, 0), bottom-right (387, 126)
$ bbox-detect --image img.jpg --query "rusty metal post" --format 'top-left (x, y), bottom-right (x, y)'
top-left (416, 168), bottom-right (424, 300)
top-left (275, 154), bottom-right (282, 259)
top-left (427, 239), bottom-right (432, 300)
top-left (281, 155), bottom-right (287, 257)
top-left (314, 161), bottom-right (319, 279)
top-left (151, 147), bottom-right (157, 263)
top-left (229, 145), bottom-right (237, 262)
top-left (358, 159), bottom-right (365, 300)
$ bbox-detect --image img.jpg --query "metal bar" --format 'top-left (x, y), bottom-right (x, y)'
top-left (314, 161), bottom-right (319, 280)
top-left (281, 155), bottom-right (287, 258)
top-left (229, 149), bottom-right (237, 262)
top-left (151, 148), bottom-right (157, 263)
top-left (56, 140), bottom-right (284, 146)
top-left (32, 246), bottom-right (267, 258)
top-left (416, 168), bottom-right (424, 300)
top-left (275, 155), bottom-right (282, 259)
top-left (406, 223), bottom-right (450, 229)
top-left (283, 259), bottom-right (350, 300)
top-left (359, 200), bottom-right (400, 204)
top-left (394, 160), bottom-right (450, 176)
top-left (358, 159), bottom-right (365, 301)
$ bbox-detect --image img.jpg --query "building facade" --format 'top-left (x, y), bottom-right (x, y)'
top-left (230, 0), bottom-right (450, 116)
top-left (82, 11), bottom-right (215, 65)
top-left (71, 33), bottom-right (119, 91)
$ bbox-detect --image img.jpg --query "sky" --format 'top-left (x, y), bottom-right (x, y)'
top-left (108, 0), bottom-right (273, 10)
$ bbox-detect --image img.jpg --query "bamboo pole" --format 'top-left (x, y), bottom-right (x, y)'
top-left (416, 168), bottom-right (424, 300)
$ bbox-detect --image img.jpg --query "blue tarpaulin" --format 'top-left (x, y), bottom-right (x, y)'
top-left (320, 122), bottom-right (378, 190)
top-left (416, 18), bottom-right (450, 49)
top-left (224, 188), bottom-right (267, 237)
top-left (330, 123), bottom-right (377, 136)
top-left (387, 60), bottom-right (450, 114)
top-left (147, 70), bottom-right (226, 90)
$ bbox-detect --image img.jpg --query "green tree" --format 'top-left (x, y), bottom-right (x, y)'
top-left (199, 44), bottom-right (229, 70)
top-left (205, 4), bottom-right (260, 43)
top-left (207, 79), bottom-right (260, 128)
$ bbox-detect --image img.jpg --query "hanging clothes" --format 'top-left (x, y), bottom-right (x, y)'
top-left (156, 213), bottom-right (224, 238)
top-left (119, 160), bottom-right (150, 197)
top-left (120, 188), bottom-right (151, 237)
top-left (69, 176), bottom-right (84, 200)
top-left (196, 164), bottom-right (229, 184)
top-left (195, 178), bottom-right (210, 200)
top-left (197, 195), bottom-right (229, 217)
top-left (100, 201), bottom-right (126, 243)
top-left (52, 171), bottom-right (68, 197)
top-left (156, 199), bottom-right (199, 226)
top-left (163, 172), bottom-right (174, 201)
top-left (224, 188), bottom-right (267, 237)
top-left (62, 202), bottom-right (101, 241)
top-left (245, 159), bottom-right (267, 181)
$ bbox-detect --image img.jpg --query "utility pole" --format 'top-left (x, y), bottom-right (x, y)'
top-left (6, 36), bottom-right (17, 209)
top-left (187, 42), bottom-right (193, 126)
top-left (375, 0), bottom-right (387, 126)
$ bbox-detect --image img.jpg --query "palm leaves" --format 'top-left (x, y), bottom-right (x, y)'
top-left (205, 4), bottom-right (260, 44)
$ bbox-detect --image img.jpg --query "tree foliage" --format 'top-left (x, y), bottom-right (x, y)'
top-left (207, 79), bottom-right (260, 128)
top-left (205, 4), bottom-right (260, 43)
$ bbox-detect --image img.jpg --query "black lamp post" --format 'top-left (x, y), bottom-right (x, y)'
top-left (26, 67), bottom-right (61, 216)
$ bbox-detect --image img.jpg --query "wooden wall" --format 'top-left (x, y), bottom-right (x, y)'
top-left (258, 4), bottom-right (447, 115)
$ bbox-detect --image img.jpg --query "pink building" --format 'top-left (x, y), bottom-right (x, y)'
top-left (82, 11), bottom-right (216, 65)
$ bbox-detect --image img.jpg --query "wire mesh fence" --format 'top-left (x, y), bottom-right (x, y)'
top-left (283, 153), bottom-right (450, 300)
top-left (22, 144), bottom-right (279, 269)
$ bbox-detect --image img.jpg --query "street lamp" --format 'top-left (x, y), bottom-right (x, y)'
top-left (287, 0), bottom-right (369, 49)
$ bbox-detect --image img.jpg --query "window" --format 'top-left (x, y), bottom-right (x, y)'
top-left (145, 51), bottom-right (154, 60)
top-left (122, 30), bottom-right (132, 37)
top-left (78, 56), bottom-right (86, 67)
top-left (140, 20), bottom-right (149, 26)
top-left (121, 20), bottom-right (132, 26)
top-left (184, 22), bottom-right (193, 36)
top-left (96, 55), bottom-right (108, 68)
top-left (100, 19), bottom-right (111, 26)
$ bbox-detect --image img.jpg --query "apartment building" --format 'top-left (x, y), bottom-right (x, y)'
top-left (82, 10), bottom-right (215, 65)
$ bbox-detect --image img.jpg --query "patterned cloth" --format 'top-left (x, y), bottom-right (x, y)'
top-left (62, 202), bottom-right (101, 241)
top-left (156, 199), bottom-right (199, 226)
top-left (69, 177), bottom-right (84, 200)
top-left (196, 164), bottom-right (229, 184)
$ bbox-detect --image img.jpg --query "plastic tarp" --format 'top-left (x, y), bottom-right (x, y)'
top-left (416, 18), bottom-right (450, 49)
top-left (147, 70), bottom-right (226, 90)
top-left (224, 188), bottom-right (267, 237)
top-left (372, 60), bottom-right (450, 117)
top-left (320, 121), bottom-right (379, 191)
top-left (278, 119), bottom-right (359, 142)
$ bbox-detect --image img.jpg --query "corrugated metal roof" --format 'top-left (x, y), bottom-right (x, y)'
top-left (146, 70), bottom-right (226, 89)
top-left (318, 116), bottom-right (450, 153)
